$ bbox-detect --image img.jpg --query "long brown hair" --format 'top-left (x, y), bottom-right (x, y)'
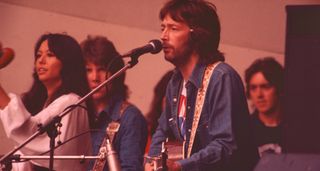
top-left (81, 35), bottom-right (128, 102)
top-left (22, 33), bottom-right (90, 115)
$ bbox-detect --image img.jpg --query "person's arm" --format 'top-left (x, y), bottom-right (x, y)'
top-left (145, 105), bottom-right (172, 171)
top-left (117, 106), bottom-right (148, 171)
top-left (148, 106), bottom-right (172, 157)
top-left (0, 93), bottom-right (91, 170)
top-left (0, 93), bottom-right (85, 151)
top-left (0, 43), bottom-right (12, 109)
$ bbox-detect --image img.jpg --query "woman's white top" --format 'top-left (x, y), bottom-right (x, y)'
top-left (0, 93), bottom-right (92, 171)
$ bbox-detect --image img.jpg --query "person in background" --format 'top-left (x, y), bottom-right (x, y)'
top-left (146, 0), bottom-right (258, 170)
top-left (245, 57), bottom-right (284, 157)
top-left (81, 35), bottom-right (148, 171)
top-left (0, 33), bottom-right (92, 171)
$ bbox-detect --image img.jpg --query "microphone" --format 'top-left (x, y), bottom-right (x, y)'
top-left (0, 45), bottom-right (15, 69)
top-left (105, 139), bottom-right (121, 171)
top-left (122, 39), bottom-right (162, 58)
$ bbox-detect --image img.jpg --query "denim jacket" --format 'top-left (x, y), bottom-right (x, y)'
top-left (149, 62), bottom-right (258, 171)
top-left (89, 98), bottom-right (148, 171)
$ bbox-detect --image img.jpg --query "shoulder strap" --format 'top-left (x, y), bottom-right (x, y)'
top-left (186, 62), bottom-right (221, 158)
top-left (106, 101), bottom-right (130, 142)
top-left (92, 101), bottom-right (130, 171)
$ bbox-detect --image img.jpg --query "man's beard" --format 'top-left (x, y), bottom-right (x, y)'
top-left (164, 39), bottom-right (194, 67)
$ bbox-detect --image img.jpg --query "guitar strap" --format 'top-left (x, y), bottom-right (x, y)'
top-left (186, 62), bottom-right (221, 158)
top-left (92, 101), bottom-right (130, 171)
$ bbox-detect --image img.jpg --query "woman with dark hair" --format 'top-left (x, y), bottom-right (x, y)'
top-left (0, 33), bottom-right (92, 171)
top-left (81, 35), bottom-right (147, 171)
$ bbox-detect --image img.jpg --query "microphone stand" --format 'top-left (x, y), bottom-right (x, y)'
top-left (0, 54), bottom-right (140, 170)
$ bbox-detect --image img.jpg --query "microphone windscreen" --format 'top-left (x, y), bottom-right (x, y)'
top-left (149, 40), bottom-right (163, 54)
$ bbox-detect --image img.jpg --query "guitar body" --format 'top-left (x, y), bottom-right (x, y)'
top-left (145, 141), bottom-right (183, 171)
top-left (165, 141), bottom-right (183, 161)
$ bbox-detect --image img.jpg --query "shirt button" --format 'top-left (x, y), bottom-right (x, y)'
top-left (173, 98), bottom-right (177, 102)
top-left (188, 129), bottom-right (191, 132)
top-left (187, 106), bottom-right (191, 110)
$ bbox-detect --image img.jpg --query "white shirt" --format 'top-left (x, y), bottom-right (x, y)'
top-left (178, 80), bottom-right (187, 139)
top-left (0, 93), bottom-right (92, 171)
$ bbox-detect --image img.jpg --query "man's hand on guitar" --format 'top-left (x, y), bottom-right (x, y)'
top-left (166, 159), bottom-right (181, 171)
top-left (144, 157), bottom-right (181, 171)
top-left (144, 161), bottom-right (154, 171)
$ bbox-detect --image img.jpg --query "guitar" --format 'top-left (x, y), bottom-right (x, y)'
top-left (144, 141), bottom-right (183, 171)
